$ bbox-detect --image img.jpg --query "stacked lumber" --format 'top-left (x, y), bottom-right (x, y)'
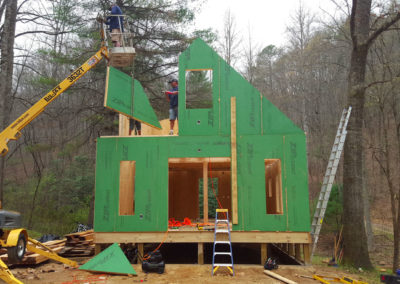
top-left (59, 230), bottom-right (94, 257)
top-left (0, 239), bottom-right (66, 265)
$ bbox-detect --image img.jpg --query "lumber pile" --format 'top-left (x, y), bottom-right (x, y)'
top-left (59, 230), bottom-right (95, 257)
top-left (0, 239), bottom-right (66, 265)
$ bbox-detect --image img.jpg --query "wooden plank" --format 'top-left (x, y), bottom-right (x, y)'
top-left (203, 161), bottom-right (208, 223)
top-left (264, 270), bottom-right (298, 284)
top-left (168, 157), bottom-right (230, 164)
top-left (119, 114), bottom-right (130, 136)
top-left (119, 161), bottom-right (135, 215)
top-left (95, 231), bottom-right (311, 244)
top-left (198, 243), bottom-right (204, 265)
top-left (261, 243), bottom-right (267, 265)
top-left (231, 97), bottom-right (238, 224)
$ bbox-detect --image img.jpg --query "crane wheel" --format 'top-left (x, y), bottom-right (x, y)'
top-left (7, 233), bottom-right (26, 264)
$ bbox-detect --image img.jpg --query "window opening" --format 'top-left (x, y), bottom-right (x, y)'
top-left (185, 69), bottom-right (213, 109)
top-left (265, 159), bottom-right (283, 214)
top-left (119, 161), bottom-right (135, 215)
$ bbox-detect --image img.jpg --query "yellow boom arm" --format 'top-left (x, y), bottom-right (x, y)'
top-left (0, 46), bottom-right (109, 156)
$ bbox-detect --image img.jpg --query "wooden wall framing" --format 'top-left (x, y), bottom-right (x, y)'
top-left (168, 158), bottom-right (231, 222)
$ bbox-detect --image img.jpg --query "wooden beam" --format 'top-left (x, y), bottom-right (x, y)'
top-left (261, 243), bottom-right (267, 265)
top-left (231, 97), bottom-right (238, 224)
top-left (203, 161), bottom-right (208, 223)
top-left (198, 243), bottom-right (204, 264)
top-left (95, 231), bottom-right (311, 244)
top-left (168, 157), bottom-right (230, 164)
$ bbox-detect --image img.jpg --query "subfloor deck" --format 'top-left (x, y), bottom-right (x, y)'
top-left (94, 231), bottom-right (311, 265)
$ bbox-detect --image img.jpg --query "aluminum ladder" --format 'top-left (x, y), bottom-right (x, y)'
top-left (310, 106), bottom-right (352, 259)
top-left (212, 209), bottom-right (234, 276)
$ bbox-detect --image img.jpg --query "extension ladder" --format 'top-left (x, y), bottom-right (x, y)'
top-left (212, 209), bottom-right (234, 276)
top-left (310, 107), bottom-right (352, 259)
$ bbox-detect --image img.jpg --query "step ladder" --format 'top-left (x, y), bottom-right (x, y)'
top-left (310, 106), bottom-right (352, 259)
top-left (212, 209), bottom-right (234, 276)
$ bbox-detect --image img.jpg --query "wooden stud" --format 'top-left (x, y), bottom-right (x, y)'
top-left (203, 161), bottom-right (208, 223)
top-left (95, 231), bottom-right (311, 244)
top-left (289, 244), bottom-right (295, 256)
top-left (198, 243), bottom-right (204, 264)
top-left (303, 244), bottom-right (311, 265)
top-left (138, 243), bottom-right (144, 264)
top-left (295, 244), bottom-right (301, 261)
top-left (119, 114), bottom-right (130, 136)
top-left (231, 97), bottom-right (238, 224)
top-left (261, 243), bottom-right (267, 265)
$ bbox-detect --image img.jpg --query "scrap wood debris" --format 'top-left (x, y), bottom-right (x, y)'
top-left (60, 230), bottom-right (95, 257)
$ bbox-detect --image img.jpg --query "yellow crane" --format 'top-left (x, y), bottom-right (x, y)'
top-left (0, 45), bottom-right (109, 156)
top-left (0, 20), bottom-right (135, 283)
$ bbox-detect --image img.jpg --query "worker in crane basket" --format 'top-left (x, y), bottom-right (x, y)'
top-left (106, 2), bottom-right (124, 47)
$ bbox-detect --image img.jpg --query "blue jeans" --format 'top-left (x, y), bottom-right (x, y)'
top-left (169, 107), bottom-right (178, 120)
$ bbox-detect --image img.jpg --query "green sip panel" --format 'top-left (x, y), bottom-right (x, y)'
top-left (79, 243), bottom-right (137, 275)
top-left (104, 67), bottom-right (161, 129)
top-left (94, 38), bottom-right (311, 234)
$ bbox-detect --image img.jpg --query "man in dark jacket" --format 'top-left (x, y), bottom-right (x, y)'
top-left (106, 2), bottom-right (124, 47)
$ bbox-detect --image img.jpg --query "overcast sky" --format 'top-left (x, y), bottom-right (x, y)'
top-left (194, 0), bottom-right (340, 49)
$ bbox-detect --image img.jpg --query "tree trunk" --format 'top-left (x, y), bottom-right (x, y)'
top-left (0, 0), bottom-right (18, 207)
top-left (342, 0), bottom-right (374, 269)
top-left (362, 149), bottom-right (374, 251)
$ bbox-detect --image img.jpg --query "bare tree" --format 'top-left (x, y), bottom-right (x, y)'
top-left (242, 26), bottom-right (258, 84)
top-left (342, 0), bottom-right (400, 268)
top-left (219, 9), bottom-right (241, 67)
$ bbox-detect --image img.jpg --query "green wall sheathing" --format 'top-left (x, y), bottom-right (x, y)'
top-left (105, 67), bottom-right (161, 129)
top-left (94, 38), bottom-right (310, 234)
top-left (94, 134), bottom-right (310, 232)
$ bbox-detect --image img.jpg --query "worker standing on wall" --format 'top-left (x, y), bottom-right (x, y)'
top-left (106, 2), bottom-right (124, 47)
top-left (129, 119), bottom-right (141, 135)
top-left (165, 79), bottom-right (178, 135)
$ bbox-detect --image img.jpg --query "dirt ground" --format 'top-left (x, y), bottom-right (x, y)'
top-left (8, 261), bottom-right (376, 284)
